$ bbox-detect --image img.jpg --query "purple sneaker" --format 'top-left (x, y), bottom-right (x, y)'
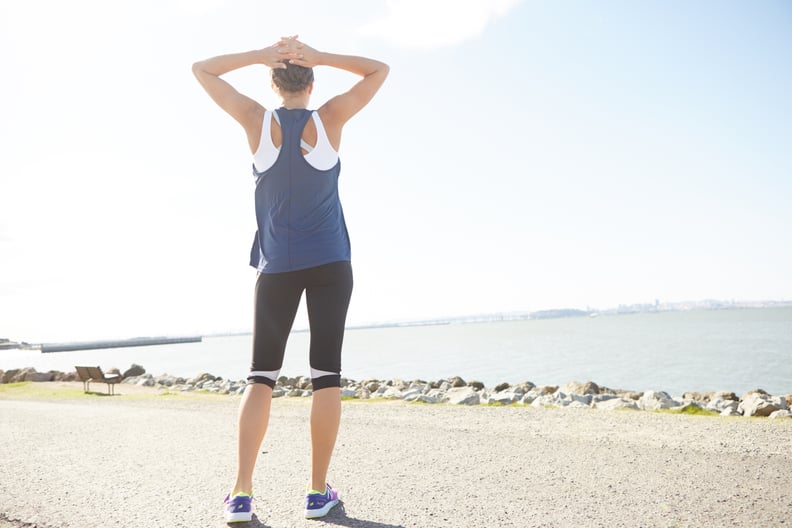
top-left (305, 484), bottom-right (340, 519)
top-left (224, 493), bottom-right (253, 523)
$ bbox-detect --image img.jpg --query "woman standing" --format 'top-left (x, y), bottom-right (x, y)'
top-left (192, 36), bottom-right (388, 522)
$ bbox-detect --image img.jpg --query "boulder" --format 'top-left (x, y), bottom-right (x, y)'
top-left (467, 380), bottom-right (485, 391)
top-left (711, 391), bottom-right (738, 401)
top-left (123, 364), bottom-right (146, 378)
top-left (594, 397), bottom-right (639, 411)
top-left (707, 399), bottom-right (739, 413)
top-left (25, 370), bottom-right (55, 382)
top-left (682, 391), bottom-right (712, 402)
top-left (515, 381), bottom-right (536, 393)
top-left (489, 391), bottom-right (519, 405)
top-left (534, 385), bottom-right (558, 395)
top-left (638, 390), bottom-right (679, 411)
top-left (448, 376), bottom-right (467, 388)
top-left (494, 382), bottom-right (511, 393)
top-left (443, 386), bottom-right (480, 405)
top-left (378, 387), bottom-right (404, 399)
top-left (768, 410), bottom-right (792, 419)
top-left (2, 369), bottom-right (20, 383)
top-left (739, 393), bottom-right (781, 417)
top-left (560, 381), bottom-right (600, 396)
top-left (741, 388), bottom-right (769, 399)
top-left (531, 394), bottom-right (566, 408)
top-left (616, 390), bottom-right (643, 401)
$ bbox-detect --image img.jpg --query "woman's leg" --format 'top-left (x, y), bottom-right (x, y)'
top-left (304, 261), bottom-right (353, 491)
top-left (232, 271), bottom-right (303, 496)
top-left (232, 383), bottom-right (273, 496)
top-left (310, 387), bottom-right (341, 491)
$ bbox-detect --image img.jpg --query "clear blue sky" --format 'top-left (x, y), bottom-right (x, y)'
top-left (1, 0), bottom-right (790, 341)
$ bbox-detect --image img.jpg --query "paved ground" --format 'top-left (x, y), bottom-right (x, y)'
top-left (1, 383), bottom-right (791, 527)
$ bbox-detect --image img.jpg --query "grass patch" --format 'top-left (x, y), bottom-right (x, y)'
top-left (666, 405), bottom-right (720, 417)
top-left (0, 381), bottom-right (101, 400)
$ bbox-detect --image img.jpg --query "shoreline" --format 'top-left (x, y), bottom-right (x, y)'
top-left (2, 365), bottom-right (790, 419)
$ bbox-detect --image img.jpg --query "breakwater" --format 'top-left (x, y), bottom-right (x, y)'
top-left (39, 336), bottom-right (202, 353)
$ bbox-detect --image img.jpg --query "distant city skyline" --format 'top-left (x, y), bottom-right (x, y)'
top-left (2, 0), bottom-right (791, 342)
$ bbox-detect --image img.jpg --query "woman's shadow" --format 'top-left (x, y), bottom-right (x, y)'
top-left (228, 502), bottom-right (405, 528)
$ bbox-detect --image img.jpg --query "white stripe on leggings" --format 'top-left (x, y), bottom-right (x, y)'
top-left (249, 369), bottom-right (280, 381)
top-left (310, 367), bottom-right (338, 379)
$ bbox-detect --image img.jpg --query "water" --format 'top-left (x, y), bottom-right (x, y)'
top-left (2, 307), bottom-right (791, 396)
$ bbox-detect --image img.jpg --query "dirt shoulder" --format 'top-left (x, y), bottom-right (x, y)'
top-left (1, 383), bottom-right (791, 527)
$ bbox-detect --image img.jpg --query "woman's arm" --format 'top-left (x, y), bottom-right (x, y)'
top-left (192, 44), bottom-right (288, 151)
top-left (285, 39), bottom-right (389, 131)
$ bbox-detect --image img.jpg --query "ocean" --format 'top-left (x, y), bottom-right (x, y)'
top-left (2, 307), bottom-right (790, 396)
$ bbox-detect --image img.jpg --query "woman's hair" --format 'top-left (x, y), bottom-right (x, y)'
top-left (271, 61), bottom-right (314, 93)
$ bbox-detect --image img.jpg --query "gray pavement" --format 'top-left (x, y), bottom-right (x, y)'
top-left (1, 388), bottom-right (791, 527)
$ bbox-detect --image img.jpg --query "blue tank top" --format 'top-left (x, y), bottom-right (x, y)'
top-left (249, 108), bottom-right (351, 273)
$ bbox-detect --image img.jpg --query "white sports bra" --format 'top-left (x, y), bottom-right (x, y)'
top-left (253, 110), bottom-right (339, 172)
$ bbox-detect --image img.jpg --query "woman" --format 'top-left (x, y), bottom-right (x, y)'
top-left (192, 36), bottom-right (388, 522)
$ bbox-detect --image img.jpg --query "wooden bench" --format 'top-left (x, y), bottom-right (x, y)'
top-left (75, 366), bottom-right (122, 395)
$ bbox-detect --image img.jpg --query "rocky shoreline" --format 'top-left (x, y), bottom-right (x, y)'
top-left (2, 365), bottom-right (790, 419)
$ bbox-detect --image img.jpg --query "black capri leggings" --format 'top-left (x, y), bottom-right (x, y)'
top-left (248, 260), bottom-right (353, 391)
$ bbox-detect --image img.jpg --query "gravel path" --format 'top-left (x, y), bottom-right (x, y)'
top-left (1, 385), bottom-right (791, 527)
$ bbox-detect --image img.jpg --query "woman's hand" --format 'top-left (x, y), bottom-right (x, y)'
top-left (278, 37), bottom-right (323, 68)
top-left (259, 40), bottom-right (291, 69)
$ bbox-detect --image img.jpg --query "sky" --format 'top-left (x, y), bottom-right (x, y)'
top-left (1, 0), bottom-right (791, 342)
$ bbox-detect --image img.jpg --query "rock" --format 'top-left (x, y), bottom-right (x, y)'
top-left (489, 391), bottom-right (519, 405)
top-left (401, 388), bottom-right (422, 400)
top-left (494, 382), bottom-right (511, 393)
top-left (515, 381), bottom-right (536, 393)
top-left (638, 390), bottom-right (679, 411)
top-left (448, 376), bottom-right (467, 388)
top-left (136, 377), bottom-right (155, 387)
top-left (1, 369), bottom-right (18, 383)
top-left (592, 394), bottom-right (617, 403)
top-left (340, 388), bottom-right (356, 399)
top-left (739, 393), bottom-right (781, 417)
top-left (768, 410), bottom-right (792, 419)
top-left (355, 387), bottom-right (371, 400)
top-left (594, 398), bottom-right (639, 411)
top-left (390, 379), bottom-right (409, 391)
top-left (615, 390), bottom-right (643, 400)
top-left (534, 385), bottom-right (558, 395)
top-left (123, 364), bottom-right (146, 378)
top-left (568, 393), bottom-right (593, 406)
top-left (707, 399), bottom-right (739, 413)
top-left (187, 372), bottom-right (217, 385)
top-left (530, 394), bottom-right (559, 408)
top-left (443, 387), bottom-right (480, 405)
top-left (784, 395), bottom-right (792, 409)
top-left (682, 391), bottom-right (712, 402)
top-left (25, 370), bottom-right (55, 382)
top-left (720, 408), bottom-right (741, 417)
top-left (560, 381), bottom-right (600, 396)
top-left (467, 380), bottom-right (485, 391)
top-left (741, 388), bottom-right (769, 399)
top-left (379, 387), bottom-right (404, 399)
top-left (287, 389), bottom-right (303, 397)
top-left (711, 391), bottom-right (738, 401)
top-left (363, 381), bottom-right (380, 392)
top-left (770, 396), bottom-right (788, 410)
